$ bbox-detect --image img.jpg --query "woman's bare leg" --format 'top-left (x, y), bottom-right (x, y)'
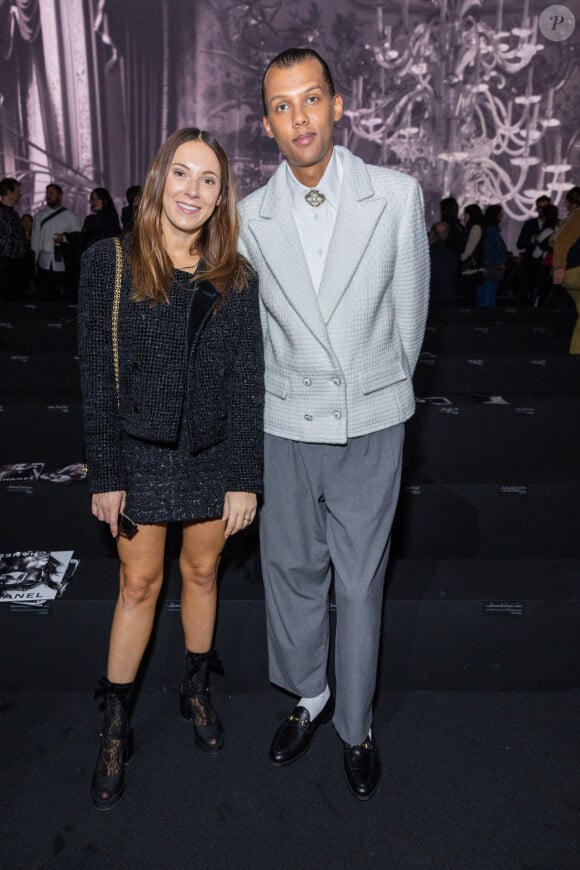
top-left (106, 523), bottom-right (168, 683)
top-left (179, 518), bottom-right (226, 651)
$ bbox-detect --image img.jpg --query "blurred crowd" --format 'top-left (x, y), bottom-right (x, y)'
top-left (2, 176), bottom-right (580, 353)
top-left (428, 190), bottom-right (580, 329)
top-left (0, 179), bottom-right (142, 301)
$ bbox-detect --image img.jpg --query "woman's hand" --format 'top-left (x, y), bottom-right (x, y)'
top-left (92, 490), bottom-right (126, 537)
top-left (222, 491), bottom-right (257, 538)
top-left (553, 267), bottom-right (565, 286)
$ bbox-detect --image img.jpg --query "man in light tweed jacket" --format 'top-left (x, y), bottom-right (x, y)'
top-left (239, 48), bottom-right (429, 800)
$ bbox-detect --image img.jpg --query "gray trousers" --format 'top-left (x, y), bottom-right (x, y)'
top-left (260, 425), bottom-right (404, 744)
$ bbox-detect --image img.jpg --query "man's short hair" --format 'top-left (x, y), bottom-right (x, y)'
top-left (536, 195), bottom-right (551, 206)
top-left (431, 221), bottom-right (449, 244)
top-left (46, 183), bottom-right (63, 195)
top-left (261, 48), bottom-right (335, 115)
top-left (0, 177), bottom-right (21, 196)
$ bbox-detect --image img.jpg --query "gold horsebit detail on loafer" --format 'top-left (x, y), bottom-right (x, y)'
top-left (288, 714), bottom-right (310, 726)
top-left (346, 741), bottom-right (373, 750)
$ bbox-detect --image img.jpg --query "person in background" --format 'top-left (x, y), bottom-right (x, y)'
top-left (531, 204), bottom-right (559, 307)
top-left (440, 196), bottom-right (465, 255)
top-left (31, 183), bottom-right (81, 299)
top-left (429, 221), bottom-right (459, 305)
top-left (553, 186), bottom-right (580, 353)
top-left (478, 204), bottom-right (507, 307)
top-left (66, 188), bottom-right (122, 297)
top-left (460, 204), bottom-right (484, 305)
top-left (517, 194), bottom-right (551, 303)
top-left (21, 213), bottom-right (35, 294)
top-left (0, 177), bottom-right (25, 298)
top-left (82, 187), bottom-right (121, 250)
top-left (440, 196), bottom-right (464, 298)
top-left (21, 212), bottom-right (33, 242)
top-left (78, 127), bottom-right (263, 811)
top-left (121, 185), bottom-right (143, 232)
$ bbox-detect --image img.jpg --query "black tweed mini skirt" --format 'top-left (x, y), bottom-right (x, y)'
top-left (122, 422), bottom-right (228, 524)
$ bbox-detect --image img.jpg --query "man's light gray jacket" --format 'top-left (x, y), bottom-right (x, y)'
top-left (239, 145), bottom-right (430, 444)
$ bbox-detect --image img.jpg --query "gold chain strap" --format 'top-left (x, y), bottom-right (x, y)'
top-left (112, 237), bottom-right (122, 409)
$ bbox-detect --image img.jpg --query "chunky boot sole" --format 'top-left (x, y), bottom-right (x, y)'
top-left (91, 728), bottom-right (134, 811)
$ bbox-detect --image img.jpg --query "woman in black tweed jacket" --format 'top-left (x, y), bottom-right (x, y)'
top-left (78, 128), bottom-right (264, 811)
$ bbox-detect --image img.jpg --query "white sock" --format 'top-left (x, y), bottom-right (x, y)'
top-left (298, 684), bottom-right (331, 720)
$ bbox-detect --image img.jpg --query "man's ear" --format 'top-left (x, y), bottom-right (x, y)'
top-left (333, 94), bottom-right (344, 124)
top-left (263, 115), bottom-right (275, 139)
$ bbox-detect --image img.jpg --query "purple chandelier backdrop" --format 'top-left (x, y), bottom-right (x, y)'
top-left (0, 0), bottom-right (578, 243)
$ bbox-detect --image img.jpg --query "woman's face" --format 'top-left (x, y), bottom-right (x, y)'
top-left (161, 140), bottom-right (222, 243)
top-left (90, 192), bottom-right (104, 213)
top-left (21, 215), bottom-right (33, 232)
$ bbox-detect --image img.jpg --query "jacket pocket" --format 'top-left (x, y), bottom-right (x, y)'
top-left (265, 371), bottom-right (289, 400)
top-left (360, 359), bottom-right (407, 395)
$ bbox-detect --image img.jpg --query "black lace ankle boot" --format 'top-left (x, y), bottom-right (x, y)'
top-left (180, 649), bottom-right (224, 753)
top-left (91, 676), bottom-right (134, 810)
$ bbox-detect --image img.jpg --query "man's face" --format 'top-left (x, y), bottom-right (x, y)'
top-left (262, 58), bottom-right (343, 184)
top-left (536, 198), bottom-right (550, 218)
top-left (46, 186), bottom-right (62, 208)
top-left (3, 184), bottom-right (21, 207)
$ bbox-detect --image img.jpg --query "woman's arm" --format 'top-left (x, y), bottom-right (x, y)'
top-left (92, 491), bottom-right (126, 538)
top-left (77, 239), bottom-right (127, 496)
top-left (222, 491), bottom-right (257, 538)
top-left (461, 225), bottom-right (482, 261)
top-left (224, 272), bottom-right (265, 496)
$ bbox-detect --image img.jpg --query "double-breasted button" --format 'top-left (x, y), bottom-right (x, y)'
top-left (303, 377), bottom-right (311, 386)
top-left (333, 410), bottom-right (342, 419)
top-left (133, 361), bottom-right (140, 371)
top-left (304, 414), bottom-right (313, 421)
top-left (332, 377), bottom-right (341, 386)
top-left (133, 404), bottom-right (140, 413)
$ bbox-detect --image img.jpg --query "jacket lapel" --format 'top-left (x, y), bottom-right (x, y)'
top-left (186, 277), bottom-right (220, 351)
top-left (246, 164), bottom-right (331, 347)
top-left (317, 148), bottom-right (388, 324)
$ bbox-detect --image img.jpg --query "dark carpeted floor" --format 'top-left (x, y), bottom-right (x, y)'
top-left (2, 301), bottom-right (579, 869)
top-left (2, 688), bottom-right (579, 870)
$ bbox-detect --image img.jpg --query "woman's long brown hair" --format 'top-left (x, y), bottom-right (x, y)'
top-left (130, 128), bottom-right (250, 304)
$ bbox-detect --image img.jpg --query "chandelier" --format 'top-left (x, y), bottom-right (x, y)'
top-left (345, 0), bottom-right (574, 219)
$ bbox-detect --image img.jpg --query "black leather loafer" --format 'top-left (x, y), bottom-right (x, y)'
top-left (270, 696), bottom-right (335, 766)
top-left (343, 736), bottom-right (380, 800)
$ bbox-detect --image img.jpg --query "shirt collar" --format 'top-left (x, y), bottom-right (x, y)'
top-left (286, 148), bottom-right (343, 212)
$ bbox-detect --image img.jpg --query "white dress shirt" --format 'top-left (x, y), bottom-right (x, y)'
top-left (286, 149), bottom-right (343, 294)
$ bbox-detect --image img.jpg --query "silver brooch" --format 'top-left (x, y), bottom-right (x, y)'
top-left (304, 189), bottom-right (326, 208)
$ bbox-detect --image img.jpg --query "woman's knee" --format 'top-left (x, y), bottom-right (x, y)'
top-left (119, 569), bottom-right (163, 609)
top-left (180, 559), bottom-right (218, 593)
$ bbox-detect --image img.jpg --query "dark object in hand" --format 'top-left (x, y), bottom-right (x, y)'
top-left (118, 513), bottom-right (138, 539)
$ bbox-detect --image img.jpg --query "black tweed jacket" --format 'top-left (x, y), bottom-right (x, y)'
top-left (78, 237), bottom-right (264, 495)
